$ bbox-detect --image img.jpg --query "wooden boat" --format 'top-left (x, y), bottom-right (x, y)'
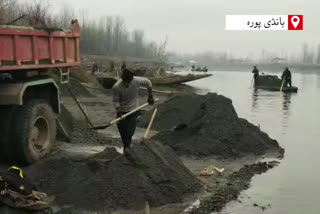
top-left (191, 66), bottom-right (208, 72)
top-left (149, 74), bottom-right (212, 85)
top-left (97, 74), bottom-right (212, 88)
top-left (192, 68), bottom-right (208, 72)
top-left (254, 75), bottom-right (298, 92)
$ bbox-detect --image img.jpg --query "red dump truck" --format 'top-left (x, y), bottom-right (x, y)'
top-left (0, 20), bottom-right (81, 164)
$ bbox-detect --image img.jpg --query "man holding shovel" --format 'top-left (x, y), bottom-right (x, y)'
top-left (112, 69), bottom-right (154, 153)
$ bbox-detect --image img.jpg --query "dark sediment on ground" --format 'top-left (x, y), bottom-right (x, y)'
top-left (139, 92), bottom-right (284, 159)
top-left (57, 101), bottom-right (110, 145)
top-left (13, 142), bottom-right (201, 213)
top-left (57, 77), bottom-right (114, 146)
top-left (189, 161), bottom-right (279, 214)
top-left (60, 78), bottom-right (95, 98)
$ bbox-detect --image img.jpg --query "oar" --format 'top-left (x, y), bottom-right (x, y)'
top-left (280, 78), bottom-right (285, 92)
top-left (250, 76), bottom-right (254, 89)
top-left (92, 98), bottom-right (159, 130)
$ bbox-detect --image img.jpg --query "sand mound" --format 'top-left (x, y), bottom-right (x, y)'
top-left (24, 142), bottom-right (201, 212)
top-left (139, 93), bottom-right (284, 158)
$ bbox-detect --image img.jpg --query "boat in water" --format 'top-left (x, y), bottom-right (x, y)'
top-left (97, 74), bottom-right (212, 88)
top-left (149, 74), bottom-right (212, 85)
top-left (191, 65), bottom-right (208, 72)
top-left (254, 75), bottom-right (298, 92)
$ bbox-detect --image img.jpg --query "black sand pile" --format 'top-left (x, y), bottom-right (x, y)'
top-left (98, 77), bottom-right (118, 89)
top-left (190, 161), bottom-right (279, 214)
top-left (139, 93), bottom-right (284, 158)
top-left (56, 102), bottom-right (110, 145)
top-left (57, 77), bottom-right (112, 145)
top-left (256, 75), bottom-right (282, 87)
top-left (24, 142), bottom-right (201, 212)
top-left (69, 118), bottom-right (112, 145)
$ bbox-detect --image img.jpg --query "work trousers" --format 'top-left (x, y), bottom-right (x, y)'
top-left (254, 74), bottom-right (259, 85)
top-left (117, 112), bottom-right (140, 149)
top-left (284, 78), bottom-right (292, 87)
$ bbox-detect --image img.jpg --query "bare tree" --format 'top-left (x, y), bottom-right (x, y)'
top-left (0, 1), bottom-right (168, 59)
top-left (58, 4), bottom-right (75, 28)
top-left (132, 30), bottom-right (145, 57)
top-left (0, 0), bottom-right (17, 24)
top-left (157, 36), bottom-right (168, 59)
top-left (113, 16), bottom-right (124, 54)
top-left (24, 1), bottom-right (50, 27)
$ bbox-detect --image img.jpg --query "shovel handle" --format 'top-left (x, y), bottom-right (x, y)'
top-left (93, 98), bottom-right (159, 130)
top-left (144, 108), bottom-right (158, 139)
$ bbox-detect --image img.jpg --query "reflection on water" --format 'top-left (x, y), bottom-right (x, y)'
top-left (251, 89), bottom-right (259, 112)
top-left (281, 92), bottom-right (293, 128)
top-left (317, 74), bottom-right (320, 89)
top-left (186, 70), bottom-right (320, 214)
top-left (251, 89), bottom-right (294, 130)
top-left (282, 92), bottom-right (292, 112)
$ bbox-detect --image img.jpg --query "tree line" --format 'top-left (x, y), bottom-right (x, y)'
top-left (0, 0), bottom-right (167, 60)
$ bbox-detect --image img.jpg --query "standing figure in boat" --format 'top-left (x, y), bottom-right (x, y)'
top-left (252, 66), bottom-right (259, 85)
top-left (281, 67), bottom-right (292, 87)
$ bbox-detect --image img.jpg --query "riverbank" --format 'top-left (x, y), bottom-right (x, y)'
top-left (0, 69), bottom-right (284, 214)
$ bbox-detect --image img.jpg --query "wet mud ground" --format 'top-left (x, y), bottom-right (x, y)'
top-left (0, 75), bottom-right (284, 214)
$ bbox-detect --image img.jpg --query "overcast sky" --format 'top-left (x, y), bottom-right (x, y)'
top-left (21, 0), bottom-right (319, 57)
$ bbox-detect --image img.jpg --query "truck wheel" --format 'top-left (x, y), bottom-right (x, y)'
top-left (11, 100), bottom-right (56, 164)
top-left (0, 106), bottom-right (16, 161)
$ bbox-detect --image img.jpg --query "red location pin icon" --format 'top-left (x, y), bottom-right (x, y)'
top-left (291, 16), bottom-right (300, 29)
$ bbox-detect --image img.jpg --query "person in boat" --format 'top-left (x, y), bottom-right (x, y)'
top-left (121, 62), bottom-right (127, 72)
top-left (252, 66), bottom-right (259, 84)
top-left (112, 69), bottom-right (154, 153)
top-left (110, 61), bottom-right (115, 72)
top-left (281, 67), bottom-right (292, 87)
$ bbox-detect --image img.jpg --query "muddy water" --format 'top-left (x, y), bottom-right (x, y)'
top-left (185, 70), bottom-right (320, 214)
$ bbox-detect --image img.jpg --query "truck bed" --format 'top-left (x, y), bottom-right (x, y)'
top-left (0, 20), bottom-right (81, 72)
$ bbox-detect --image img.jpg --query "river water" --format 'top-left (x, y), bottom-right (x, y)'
top-left (185, 70), bottom-right (320, 214)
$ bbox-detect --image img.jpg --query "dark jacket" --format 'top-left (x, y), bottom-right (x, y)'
top-left (252, 68), bottom-right (259, 76)
top-left (0, 171), bottom-right (35, 195)
top-left (282, 69), bottom-right (292, 80)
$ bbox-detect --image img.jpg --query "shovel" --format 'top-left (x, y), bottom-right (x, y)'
top-left (93, 98), bottom-right (159, 130)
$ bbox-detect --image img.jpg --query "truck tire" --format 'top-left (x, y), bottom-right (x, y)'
top-left (0, 106), bottom-right (16, 161)
top-left (10, 100), bottom-right (57, 164)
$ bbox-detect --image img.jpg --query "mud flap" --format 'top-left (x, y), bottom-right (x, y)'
top-left (56, 104), bottom-right (74, 142)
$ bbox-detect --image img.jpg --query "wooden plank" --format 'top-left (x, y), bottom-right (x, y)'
top-left (49, 37), bottom-right (55, 64)
top-left (13, 35), bottom-right (21, 66)
top-left (64, 38), bottom-right (68, 63)
top-left (32, 36), bottom-right (39, 64)
top-left (75, 38), bottom-right (80, 62)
